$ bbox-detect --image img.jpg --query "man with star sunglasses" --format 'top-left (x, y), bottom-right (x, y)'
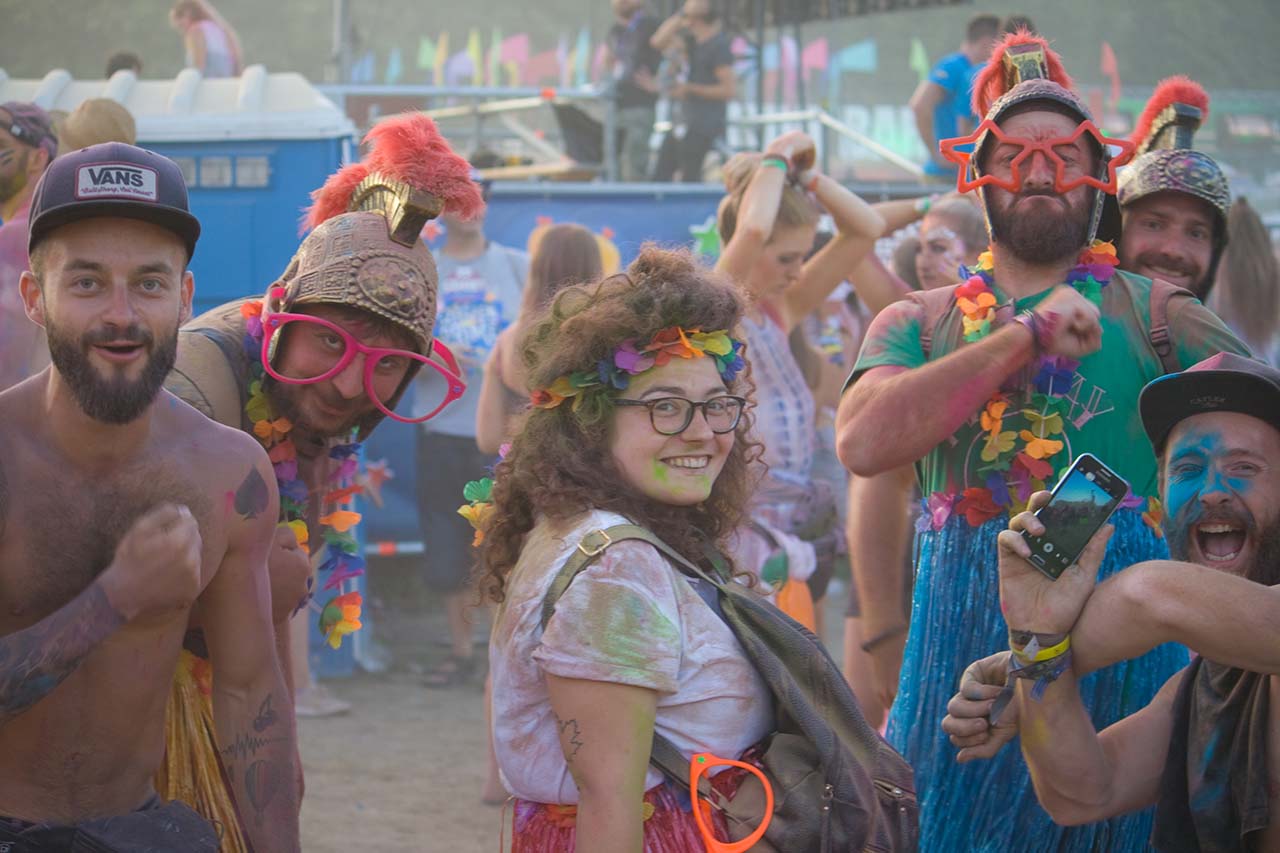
top-left (835, 32), bottom-right (1248, 853)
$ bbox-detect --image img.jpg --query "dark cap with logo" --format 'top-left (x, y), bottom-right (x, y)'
top-left (27, 141), bottom-right (200, 259)
top-left (1139, 352), bottom-right (1280, 454)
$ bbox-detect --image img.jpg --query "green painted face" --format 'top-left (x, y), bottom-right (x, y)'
top-left (608, 358), bottom-right (735, 507)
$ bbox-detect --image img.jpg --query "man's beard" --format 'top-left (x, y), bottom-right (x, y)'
top-left (46, 318), bottom-right (177, 424)
top-left (264, 377), bottom-right (365, 440)
top-left (1167, 503), bottom-right (1280, 587)
top-left (1131, 250), bottom-right (1210, 299)
top-left (987, 188), bottom-right (1092, 265)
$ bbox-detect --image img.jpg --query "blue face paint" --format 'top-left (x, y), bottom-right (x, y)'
top-left (1164, 428), bottom-right (1258, 553)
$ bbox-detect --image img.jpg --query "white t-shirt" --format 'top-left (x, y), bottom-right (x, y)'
top-left (490, 509), bottom-right (774, 803)
top-left (412, 242), bottom-right (528, 436)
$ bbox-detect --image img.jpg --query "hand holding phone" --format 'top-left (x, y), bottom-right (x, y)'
top-left (995, 454), bottom-right (1125, 636)
top-left (1020, 453), bottom-right (1127, 580)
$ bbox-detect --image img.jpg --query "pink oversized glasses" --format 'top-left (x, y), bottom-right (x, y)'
top-left (260, 290), bottom-right (466, 424)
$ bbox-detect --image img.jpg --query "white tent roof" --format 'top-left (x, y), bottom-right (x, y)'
top-left (0, 65), bottom-right (355, 142)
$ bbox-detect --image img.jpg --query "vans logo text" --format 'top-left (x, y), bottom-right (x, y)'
top-left (75, 163), bottom-right (159, 201)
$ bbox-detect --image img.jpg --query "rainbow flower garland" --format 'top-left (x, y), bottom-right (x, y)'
top-left (241, 300), bottom-right (364, 648)
top-left (919, 241), bottom-right (1160, 535)
top-left (531, 327), bottom-right (745, 410)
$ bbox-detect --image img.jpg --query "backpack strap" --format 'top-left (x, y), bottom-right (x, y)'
top-left (538, 523), bottom-right (728, 800)
top-left (913, 284), bottom-right (961, 362)
top-left (1148, 277), bottom-right (1195, 375)
top-left (540, 524), bottom-right (723, 630)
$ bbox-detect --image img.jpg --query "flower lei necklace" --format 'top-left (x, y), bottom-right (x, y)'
top-left (241, 300), bottom-right (364, 649)
top-left (921, 240), bottom-right (1161, 534)
top-left (530, 327), bottom-right (746, 410)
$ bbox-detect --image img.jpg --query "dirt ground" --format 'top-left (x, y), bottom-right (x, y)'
top-left (297, 557), bottom-right (850, 853)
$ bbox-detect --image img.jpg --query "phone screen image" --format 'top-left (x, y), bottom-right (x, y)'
top-left (1023, 454), bottom-right (1128, 579)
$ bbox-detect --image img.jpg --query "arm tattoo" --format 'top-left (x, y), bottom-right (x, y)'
top-left (0, 583), bottom-right (125, 724)
top-left (555, 713), bottom-right (585, 764)
top-left (220, 690), bottom-right (292, 828)
top-left (232, 468), bottom-right (269, 520)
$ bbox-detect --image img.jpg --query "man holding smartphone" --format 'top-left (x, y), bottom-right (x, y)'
top-left (943, 352), bottom-right (1280, 851)
top-left (835, 32), bottom-right (1249, 853)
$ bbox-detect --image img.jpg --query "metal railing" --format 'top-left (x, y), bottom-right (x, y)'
top-left (315, 83), bottom-right (925, 182)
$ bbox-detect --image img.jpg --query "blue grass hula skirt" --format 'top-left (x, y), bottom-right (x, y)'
top-left (886, 508), bottom-right (1186, 853)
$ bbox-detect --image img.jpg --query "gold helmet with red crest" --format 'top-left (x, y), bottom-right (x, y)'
top-left (1118, 76), bottom-right (1230, 286)
top-left (264, 113), bottom-right (484, 436)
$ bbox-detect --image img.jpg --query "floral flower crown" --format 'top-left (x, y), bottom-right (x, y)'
top-left (530, 327), bottom-right (746, 410)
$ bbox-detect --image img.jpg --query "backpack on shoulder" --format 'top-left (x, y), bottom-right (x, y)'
top-left (541, 523), bottom-right (919, 853)
top-left (913, 275), bottom-right (1192, 373)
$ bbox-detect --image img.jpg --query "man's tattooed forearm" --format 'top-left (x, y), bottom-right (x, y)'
top-left (221, 692), bottom-right (287, 761)
top-left (0, 583), bottom-right (124, 723)
top-left (555, 713), bottom-right (584, 764)
top-left (243, 758), bottom-right (286, 824)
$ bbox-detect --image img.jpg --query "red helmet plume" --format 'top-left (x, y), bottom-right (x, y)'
top-left (971, 30), bottom-right (1074, 119)
top-left (304, 113), bottom-right (484, 232)
top-left (1130, 76), bottom-right (1210, 147)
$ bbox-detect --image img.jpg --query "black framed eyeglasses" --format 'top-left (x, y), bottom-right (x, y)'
top-left (614, 395), bottom-right (746, 436)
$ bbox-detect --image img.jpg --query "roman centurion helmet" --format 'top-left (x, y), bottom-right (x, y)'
top-left (1117, 76), bottom-right (1231, 292)
top-left (264, 113), bottom-right (484, 436)
top-left (938, 32), bottom-right (1135, 244)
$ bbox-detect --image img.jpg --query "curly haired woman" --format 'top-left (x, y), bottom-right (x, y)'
top-left (478, 246), bottom-right (771, 851)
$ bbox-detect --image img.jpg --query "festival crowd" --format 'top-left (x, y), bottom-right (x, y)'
top-left (0, 5), bottom-right (1279, 852)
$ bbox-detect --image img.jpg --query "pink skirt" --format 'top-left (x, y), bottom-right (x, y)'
top-left (510, 767), bottom-right (751, 852)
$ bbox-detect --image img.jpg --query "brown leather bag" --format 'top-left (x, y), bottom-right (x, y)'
top-left (542, 524), bottom-right (919, 852)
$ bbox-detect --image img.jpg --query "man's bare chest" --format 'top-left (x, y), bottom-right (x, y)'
top-left (0, 459), bottom-right (222, 629)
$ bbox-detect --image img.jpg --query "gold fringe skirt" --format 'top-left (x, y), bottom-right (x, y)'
top-left (155, 650), bottom-right (250, 853)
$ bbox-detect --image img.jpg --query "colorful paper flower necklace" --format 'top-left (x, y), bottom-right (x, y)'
top-left (922, 241), bottom-right (1158, 531)
top-left (241, 300), bottom-right (364, 649)
top-left (531, 327), bottom-right (745, 411)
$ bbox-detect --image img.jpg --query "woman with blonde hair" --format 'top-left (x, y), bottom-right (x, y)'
top-left (714, 130), bottom-right (883, 625)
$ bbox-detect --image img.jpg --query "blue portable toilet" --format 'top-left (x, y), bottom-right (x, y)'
top-left (0, 65), bottom-right (357, 314)
top-left (0, 66), bottom-right (367, 676)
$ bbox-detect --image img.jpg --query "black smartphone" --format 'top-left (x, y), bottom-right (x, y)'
top-left (1021, 453), bottom-right (1129, 580)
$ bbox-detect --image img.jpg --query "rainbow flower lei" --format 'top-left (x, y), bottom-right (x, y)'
top-left (919, 240), bottom-right (1156, 533)
top-left (241, 300), bottom-right (364, 648)
top-left (530, 327), bottom-right (745, 410)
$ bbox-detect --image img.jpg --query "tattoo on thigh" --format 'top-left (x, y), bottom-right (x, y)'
top-left (554, 714), bottom-right (584, 764)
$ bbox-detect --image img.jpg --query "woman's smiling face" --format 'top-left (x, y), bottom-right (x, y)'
top-left (608, 357), bottom-right (737, 507)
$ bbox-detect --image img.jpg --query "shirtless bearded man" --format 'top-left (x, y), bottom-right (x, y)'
top-left (0, 142), bottom-right (298, 851)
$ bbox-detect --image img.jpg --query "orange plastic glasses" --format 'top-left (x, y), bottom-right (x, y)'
top-left (689, 752), bottom-right (774, 853)
top-left (938, 118), bottom-right (1135, 195)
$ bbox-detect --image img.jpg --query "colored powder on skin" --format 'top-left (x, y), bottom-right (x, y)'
top-left (1164, 429), bottom-right (1253, 525)
top-left (651, 461), bottom-right (669, 483)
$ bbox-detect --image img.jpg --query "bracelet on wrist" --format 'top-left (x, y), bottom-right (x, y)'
top-left (913, 194), bottom-right (939, 215)
top-left (1008, 647), bottom-right (1073, 700)
top-left (762, 154), bottom-right (789, 172)
top-left (860, 624), bottom-right (907, 653)
top-left (1009, 631), bottom-right (1071, 664)
top-left (1011, 309), bottom-right (1042, 357)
